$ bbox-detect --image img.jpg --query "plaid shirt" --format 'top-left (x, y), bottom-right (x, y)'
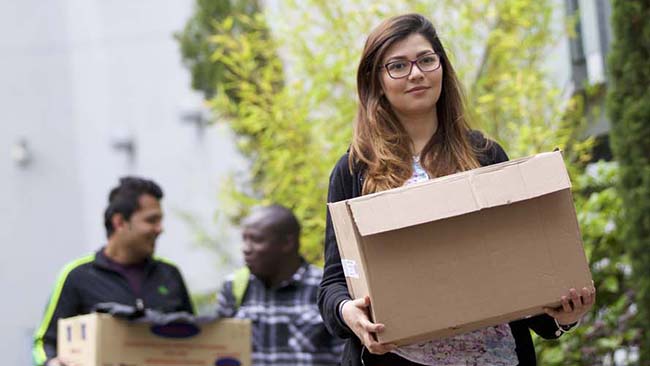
top-left (217, 261), bottom-right (344, 366)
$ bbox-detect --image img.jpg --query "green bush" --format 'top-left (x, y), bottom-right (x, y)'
top-left (178, 0), bottom-right (635, 362)
top-left (607, 0), bottom-right (650, 363)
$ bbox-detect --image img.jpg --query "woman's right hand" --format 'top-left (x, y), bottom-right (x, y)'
top-left (341, 296), bottom-right (397, 355)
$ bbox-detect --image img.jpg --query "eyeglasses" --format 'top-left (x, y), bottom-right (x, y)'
top-left (383, 52), bottom-right (441, 79)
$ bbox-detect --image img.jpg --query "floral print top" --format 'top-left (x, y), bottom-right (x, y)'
top-left (391, 156), bottom-right (518, 366)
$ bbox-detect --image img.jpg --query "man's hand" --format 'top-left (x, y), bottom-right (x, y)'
top-left (544, 284), bottom-right (596, 326)
top-left (341, 296), bottom-right (397, 355)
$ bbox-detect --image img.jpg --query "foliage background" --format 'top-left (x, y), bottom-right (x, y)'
top-left (606, 0), bottom-right (650, 363)
top-left (177, 0), bottom-right (641, 363)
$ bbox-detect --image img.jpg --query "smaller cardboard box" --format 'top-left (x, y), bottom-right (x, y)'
top-left (58, 313), bottom-right (251, 366)
top-left (328, 151), bottom-right (592, 345)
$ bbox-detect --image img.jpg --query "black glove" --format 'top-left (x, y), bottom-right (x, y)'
top-left (92, 302), bottom-right (144, 320)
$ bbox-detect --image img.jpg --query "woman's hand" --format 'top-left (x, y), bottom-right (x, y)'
top-left (341, 296), bottom-right (397, 355)
top-left (544, 284), bottom-right (596, 326)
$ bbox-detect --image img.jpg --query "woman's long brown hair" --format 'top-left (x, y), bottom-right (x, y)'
top-left (350, 14), bottom-right (483, 194)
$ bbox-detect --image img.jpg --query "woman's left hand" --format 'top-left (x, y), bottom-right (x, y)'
top-left (543, 283), bottom-right (596, 325)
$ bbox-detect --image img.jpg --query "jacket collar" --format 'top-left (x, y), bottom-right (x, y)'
top-left (93, 246), bottom-right (157, 274)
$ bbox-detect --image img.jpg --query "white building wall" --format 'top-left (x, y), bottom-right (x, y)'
top-left (548, 0), bottom-right (574, 96)
top-left (0, 1), bottom-right (242, 364)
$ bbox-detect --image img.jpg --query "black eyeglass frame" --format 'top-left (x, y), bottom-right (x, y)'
top-left (383, 52), bottom-right (441, 79)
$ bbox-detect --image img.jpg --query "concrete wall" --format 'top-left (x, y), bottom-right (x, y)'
top-left (0, 1), bottom-right (242, 364)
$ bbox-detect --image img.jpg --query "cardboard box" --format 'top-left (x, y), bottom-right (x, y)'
top-left (328, 151), bottom-right (592, 345)
top-left (58, 313), bottom-right (251, 366)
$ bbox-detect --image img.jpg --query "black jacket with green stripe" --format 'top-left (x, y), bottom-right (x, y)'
top-left (32, 248), bottom-right (194, 366)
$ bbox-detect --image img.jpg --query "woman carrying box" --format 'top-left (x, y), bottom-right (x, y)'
top-left (317, 13), bottom-right (595, 366)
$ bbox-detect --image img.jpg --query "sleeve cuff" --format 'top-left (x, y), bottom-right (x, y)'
top-left (333, 295), bottom-right (353, 334)
top-left (337, 299), bottom-right (351, 323)
top-left (553, 318), bottom-right (580, 337)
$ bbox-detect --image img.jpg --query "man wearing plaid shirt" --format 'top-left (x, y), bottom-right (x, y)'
top-left (217, 204), bottom-right (344, 366)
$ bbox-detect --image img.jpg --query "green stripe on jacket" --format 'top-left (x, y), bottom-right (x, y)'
top-left (32, 253), bottom-right (95, 366)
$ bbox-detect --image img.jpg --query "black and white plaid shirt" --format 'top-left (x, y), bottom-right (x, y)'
top-left (217, 261), bottom-right (344, 366)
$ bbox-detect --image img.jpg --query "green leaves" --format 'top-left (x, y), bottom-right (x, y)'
top-left (176, 0), bottom-right (266, 98)
top-left (179, 0), bottom-right (639, 361)
top-left (607, 0), bottom-right (650, 362)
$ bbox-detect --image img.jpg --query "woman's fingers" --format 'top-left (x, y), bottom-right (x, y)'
top-left (362, 318), bottom-right (385, 333)
top-left (545, 285), bottom-right (598, 326)
top-left (366, 340), bottom-right (397, 354)
top-left (343, 296), bottom-right (397, 354)
top-left (353, 296), bottom-right (366, 307)
top-left (569, 288), bottom-right (583, 309)
top-left (360, 316), bottom-right (396, 354)
top-left (582, 286), bottom-right (596, 306)
top-left (349, 295), bottom-right (370, 310)
top-left (560, 295), bottom-right (572, 313)
top-left (362, 326), bottom-right (397, 355)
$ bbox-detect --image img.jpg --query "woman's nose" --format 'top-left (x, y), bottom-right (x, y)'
top-left (408, 65), bottom-right (425, 80)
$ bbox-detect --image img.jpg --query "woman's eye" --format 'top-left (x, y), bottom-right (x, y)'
top-left (388, 62), bottom-right (407, 71)
top-left (419, 56), bottom-right (436, 65)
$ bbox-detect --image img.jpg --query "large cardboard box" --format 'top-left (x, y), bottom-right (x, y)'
top-left (328, 151), bottom-right (592, 345)
top-left (58, 313), bottom-right (251, 366)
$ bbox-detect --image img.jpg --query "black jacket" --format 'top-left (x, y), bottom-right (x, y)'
top-left (317, 132), bottom-right (563, 366)
top-left (32, 248), bottom-right (194, 366)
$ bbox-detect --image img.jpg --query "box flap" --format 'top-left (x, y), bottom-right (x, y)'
top-left (348, 151), bottom-right (570, 236)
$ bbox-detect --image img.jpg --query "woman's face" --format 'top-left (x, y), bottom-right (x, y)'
top-left (379, 33), bottom-right (443, 119)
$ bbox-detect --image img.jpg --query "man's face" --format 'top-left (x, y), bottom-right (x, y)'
top-left (119, 194), bottom-right (164, 261)
top-left (241, 213), bottom-right (287, 280)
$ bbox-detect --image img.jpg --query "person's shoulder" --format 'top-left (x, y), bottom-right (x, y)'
top-left (53, 252), bottom-right (96, 287)
top-left (63, 252), bottom-right (96, 275)
top-left (468, 130), bottom-right (509, 165)
top-left (332, 151), bottom-right (351, 173)
top-left (219, 267), bottom-right (252, 293)
top-left (330, 148), bottom-right (363, 181)
top-left (468, 129), bottom-right (486, 144)
top-left (152, 255), bottom-right (180, 270)
top-left (468, 129), bottom-right (496, 148)
top-left (151, 256), bottom-right (190, 281)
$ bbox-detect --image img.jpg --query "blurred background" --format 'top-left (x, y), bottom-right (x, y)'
top-left (2, 0), bottom-right (647, 365)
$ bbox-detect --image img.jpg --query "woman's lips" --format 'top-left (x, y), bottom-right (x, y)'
top-left (406, 86), bottom-right (430, 94)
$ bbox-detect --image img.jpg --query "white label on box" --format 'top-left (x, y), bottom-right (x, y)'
top-left (341, 259), bottom-right (359, 278)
